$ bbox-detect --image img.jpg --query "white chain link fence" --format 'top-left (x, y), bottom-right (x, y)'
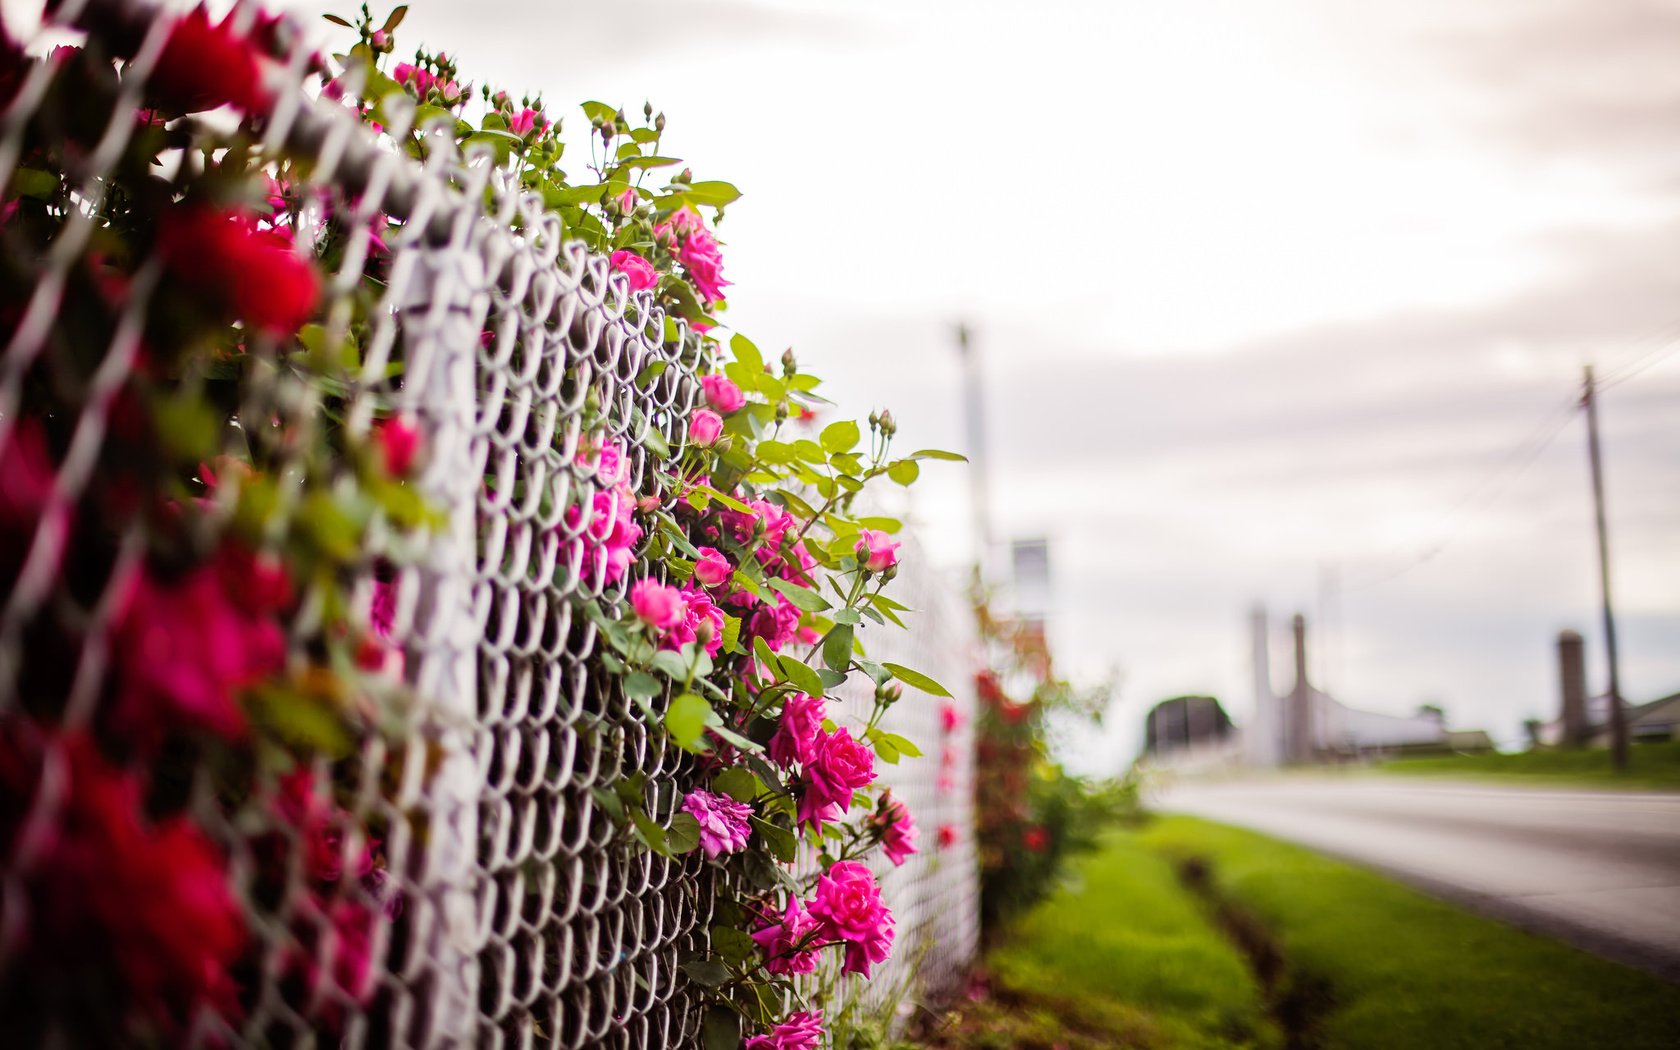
top-left (0, 0), bottom-right (977, 1045)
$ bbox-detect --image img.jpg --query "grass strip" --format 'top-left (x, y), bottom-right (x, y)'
top-left (1141, 815), bottom-right (1680, 1050)
top-left (1372, 740), bottom-right (1680, 791)
top-left (920, 828), bottom-right (1278, 1049)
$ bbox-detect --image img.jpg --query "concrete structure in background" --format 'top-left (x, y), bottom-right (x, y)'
top-left (1557, 629), bottom-right (1590, 746)
top-left (1245, 606), bottom-right (1283, 767)
top-left (1245, 608), bottom-right (1458, 764)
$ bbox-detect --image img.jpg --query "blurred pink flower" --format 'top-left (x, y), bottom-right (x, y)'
top-left (872, 794), bottom-right (919, 867)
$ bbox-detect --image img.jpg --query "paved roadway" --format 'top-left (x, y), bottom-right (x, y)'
top-left (1151, 776), bottom-right (1680, 982)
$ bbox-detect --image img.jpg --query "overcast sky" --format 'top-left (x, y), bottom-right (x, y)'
top-left (24, 0), bottom-right (1675, 768)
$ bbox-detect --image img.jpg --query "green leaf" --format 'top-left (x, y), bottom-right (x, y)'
top-left (883, 732), bottom-right (924, 758)
top-left (729, 332), bottom-right (764, 372)
top-left (666, 812), bottom-right (702, 854)
top-left (777, 655), bottom-right (825, 698)
top-left (617, 155), bottom-right (683, 170)
top-left (702, 1005), bottom-right (741, 1050)
top-left (832, 608), bottom-right (862, 626)
top-left (711, 925), bottom-right (756, 965)
top-left (817, 668), bottom-right (847, 689)
top-left (629, 807), bottom-right (669, 856)
top-left (888, 459), bottom-right (920, 486)
top-left (246, 682), bottom-right (353, 759)
top-left (623, 671), bottom-right (661, 700)
top-left (769, 578), bottom-right (830, 612)
top-left (873, 736), bottom-right (900, 764)
top-left (322, 13), bottom-right (353, 26)
top-left (857, 516), bottom-right (901, 532)
top-left (750, 816), bottom-right (796, 863)
top-left (682, 959), bottom-right (732, 987)
top-left (856, 659), bottom-right (892, 687)
top-left (683, 180), bottom-right (742, 207)
top-left (820, 419), bottom-right (860, 454)
top-left (694, 484), bottom-right (751, 513)
top-left (882, 662), bottom-right (952, 697)
top-left (822, 624), bottom-right (854, 673)
top-left (665, 693), bottom-right (714, 750)
top-left (910, 448), bottom-right (969, 462)
top-left (720, 614), bottom-right (742, 654)
top-left (382, 5), bottom-right (408, 32)
top-left (713, 767), bottom-right (759, 802)
top-left (650, 650), bottom-right (691, 681)
top-left (581, 100), bottom-right (618, 123)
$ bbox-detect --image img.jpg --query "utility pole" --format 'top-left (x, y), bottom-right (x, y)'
top-left (956, 323), bottom-right (992, 573)
top-left (1582, 365), bottom-right (1629, 772)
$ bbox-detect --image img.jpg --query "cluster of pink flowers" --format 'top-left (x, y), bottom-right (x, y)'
top-left (766, 694), bottom-right (881, 832)
top-left (630, 579), bottom-right (725, 657)
top-left (681, 788), bottom-right (753, 859)
top-left (391, 61), bottom-right (464, 105)
top-left (750, 860), bottom-right (895, 978)
top-left (654, 206), bottom-right (730, 305)
top-left (808, 861), bottom-right (896, 977)
top-left (0, 730), bottom-right (245, 1030)
top-left (562, 442), bottom-right (643, 586)
top-left (110, 543), bottom-right (290, 749)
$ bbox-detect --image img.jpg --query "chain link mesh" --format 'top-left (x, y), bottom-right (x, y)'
top-left (0, 1), bottom-right (977, 1045)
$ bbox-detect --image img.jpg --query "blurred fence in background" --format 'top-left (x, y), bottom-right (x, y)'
top-left (0, 0), bottom-right (977, 1045)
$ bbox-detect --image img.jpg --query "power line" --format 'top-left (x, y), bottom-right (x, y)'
top-left (1599, 335), bottom-right (1680, 391)
top-left (1349, 392), bottom-right (1578, 590)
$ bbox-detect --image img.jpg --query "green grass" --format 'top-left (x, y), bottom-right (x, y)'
top-left (922, 829), bottom-right (1279, 1049)
top-left (1374, 740), bottom-right (1680, 791)
top-left (1141, 815), bottom-right (1680, 1050)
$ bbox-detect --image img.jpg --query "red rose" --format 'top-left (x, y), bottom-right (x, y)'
top-left (158, 207), bottom-right (319, 334)
top-left (147, 6), bottom-right (270, 115)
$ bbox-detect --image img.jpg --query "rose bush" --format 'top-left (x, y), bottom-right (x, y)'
top-left (0, 2), bottom-right (966, 1045)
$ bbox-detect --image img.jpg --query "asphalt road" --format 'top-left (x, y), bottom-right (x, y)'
top-left (1152, 775), bottom-right (1680, 982)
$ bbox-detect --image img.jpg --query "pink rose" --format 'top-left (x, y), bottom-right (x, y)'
top-left (630, 579), bottom-right (685, 631)
top-left (669, 585), bottom-right (725, 657)
top-left (681, 789), bottom-right (753, 860)
top-left (769, 693), bottom-right (825, 769)
top-left (798, 727), bottom-right (874, 829)
top-left (745, 1011), bottom-right (824, 1050)
top-left (940, 701), bottom-right (964, 733)
top-left (111, 546), bottom-right (288, 748)
top-left (693, 546), bottom-right (732, 588)
top-left (609, 250), bottom-right (658, 292)
top-left (872, 794), bottom-right (920, 867)
top-left (855, 528), bottom-right (900, 573)
top-left (700, 374), bottom-right (745, 413)
top-left (750, 898), bottom-right (823, 976)
top-left (807, 861), bottom-right (894, 978)
top-left (689, 409), bottom-right (724, 447)
top-left (509, 107), bottom-right (538, 136)
top-left (616, 187), bottom-right (638, 214)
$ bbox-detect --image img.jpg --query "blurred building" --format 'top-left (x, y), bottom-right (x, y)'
top-left (1246, 610), bottom-right (1469, 764)
top-left (1533, 629), bottom-right (1678, 747)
